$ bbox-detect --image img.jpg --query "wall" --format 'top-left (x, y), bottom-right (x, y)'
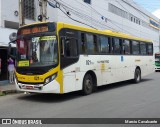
top-left (0, 28), bottom-right (17, 46)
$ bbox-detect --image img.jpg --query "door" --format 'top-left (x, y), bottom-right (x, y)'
top-left (0, 48), bottom-right (8, 81)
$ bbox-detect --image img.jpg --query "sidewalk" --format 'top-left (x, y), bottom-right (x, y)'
top-left (0, 80), bottom-right (17, 95)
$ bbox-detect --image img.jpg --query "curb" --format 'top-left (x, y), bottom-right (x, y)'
top-left (0, 89), bottom-right (18, 96)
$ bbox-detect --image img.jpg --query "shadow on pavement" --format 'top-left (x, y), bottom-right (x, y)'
top-left (97, 78), bottom-right (153, 93)
top-left (17, 91), bottom-right (83, 103)
top-left (17, 78), bottom-right (153, 103)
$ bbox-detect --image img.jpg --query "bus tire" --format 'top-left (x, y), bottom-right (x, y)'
top-left (82, 74), bottom-right (93, 95)
top-left (133, 68), bottom-right (141, 83)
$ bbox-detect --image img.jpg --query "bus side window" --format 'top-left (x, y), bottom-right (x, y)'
top-left (113, 38), bottom-right (121, 54)
top-left (81, 33), bottom-right (86, 54)
top-left (132, 41), bottom-right (140, 55)
top-left (123, 39), bottom-right (131, 55)
top-left (65, 38), bottom-right (78, 57)
top-left (99, 35), bottom-right (110, 54)
top-left (147, 43), bottom-right (153, 55)
top-left (86, 33), bottom-right (97, 54)
top-left (140, 42), bottom-right (147, 55)
top-left (93, 35), bottom-right (98, 53)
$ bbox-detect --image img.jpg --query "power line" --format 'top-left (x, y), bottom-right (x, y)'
top-left (47, 0), bottom-right (156, 38)
top-left (48, 0), bottom-right (115, 30)
top-left (48, 0), bottom-right (97, 29)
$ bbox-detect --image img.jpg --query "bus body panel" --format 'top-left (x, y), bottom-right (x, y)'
top-left (62, 55), bottom-right (154, 93)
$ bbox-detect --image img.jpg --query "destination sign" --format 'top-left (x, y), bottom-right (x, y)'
top-left (21, 26), bottom-right (48, 35)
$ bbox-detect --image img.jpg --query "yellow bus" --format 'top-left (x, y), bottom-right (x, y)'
top-left (12, 22), bottom-right (154, 95)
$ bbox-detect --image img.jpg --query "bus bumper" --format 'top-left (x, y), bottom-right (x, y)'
top-left (15, 79), bottom-right (61, 94)
top-left (155, 67), bottom-right (160, 71)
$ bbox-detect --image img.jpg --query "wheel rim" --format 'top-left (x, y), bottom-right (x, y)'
top-left (84, 75), bottom-right (93, 94)
top-left (137, 73), bottom-right (140, 82)
top-left (136, 70), bottom-right (141, 82)
top-left (85, 78), bottom-right (92, 91)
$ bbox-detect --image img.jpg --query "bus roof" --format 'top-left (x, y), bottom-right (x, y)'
top-left (60, 22), bottom-right (152, 43)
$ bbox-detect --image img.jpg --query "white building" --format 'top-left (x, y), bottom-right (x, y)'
top-left (47, 0), bottom-right (160, 52)
top-left (0, 0), bottom-right (160, 80)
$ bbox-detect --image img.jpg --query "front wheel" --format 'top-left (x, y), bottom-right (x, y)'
top-left (133, 69), bottom-right (141, 83)
top-left (82, 74), bottom-right (93, 95)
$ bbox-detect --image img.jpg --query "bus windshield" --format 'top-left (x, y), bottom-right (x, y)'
top-left (155, 53), bottom-right (160, 62)
top-left (16, 35), bottom-right (58, 67)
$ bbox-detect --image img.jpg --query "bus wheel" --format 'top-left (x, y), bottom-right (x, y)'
top-left (82, 74), bottom-right (93, 95)
top-left (133, 69), bottom-right (141, 83)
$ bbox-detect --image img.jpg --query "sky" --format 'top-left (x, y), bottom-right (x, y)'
top-left (134, 0), bottom-right (160, 19)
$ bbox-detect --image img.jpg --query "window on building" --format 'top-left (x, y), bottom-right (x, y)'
top-left (84, 0), bottom-right (91, 4)
top-left (4, 20), bottom-right (19, 29)
top-left (139, 20), bottom-right (141, 25)
top-left (132, 41), bottom-right (140, 55)
top-left (24, 0), bottom-right (35, 20)
top-left (108, 3), bottom-right (128, 19)
top-left (134, 17), bottom-right (136, 23)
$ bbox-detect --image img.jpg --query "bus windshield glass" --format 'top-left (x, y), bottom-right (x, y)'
top-left (16, 35), bottom-right (58, 67)
top-left (155, 53), bottom-right (160, 62)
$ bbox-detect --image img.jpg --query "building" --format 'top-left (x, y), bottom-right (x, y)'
top-left (0, 0), bottom-right (160, 80)
top-left (47, 0), bottom-right (160, 52)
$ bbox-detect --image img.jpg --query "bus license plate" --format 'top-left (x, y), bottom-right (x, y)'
top-left (25, 85), bottom-right (34, 89)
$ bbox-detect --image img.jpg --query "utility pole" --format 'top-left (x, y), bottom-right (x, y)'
top-left (19, 0), bottom-right (25, 26)
top-left (39, 0), bottom-right (47, 22)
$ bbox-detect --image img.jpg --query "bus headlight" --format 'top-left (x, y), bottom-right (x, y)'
top-left (45, 78), bottom-right (50, 84)
top-left (44, 73), bottom-right (57, 85)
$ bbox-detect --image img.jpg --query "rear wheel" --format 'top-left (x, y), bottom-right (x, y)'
top-left (133, 68), bottom-right (141, 83)
top-left (82, 74), bottom-right (93, 95)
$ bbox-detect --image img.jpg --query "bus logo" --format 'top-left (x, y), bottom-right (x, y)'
top-left (34, 76), bottom-right (40, 80)
top-left (86, 60), bottom-right (94, 65)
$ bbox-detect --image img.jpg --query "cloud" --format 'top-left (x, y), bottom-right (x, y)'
top-left (152, 9), bottom-right (160, 19)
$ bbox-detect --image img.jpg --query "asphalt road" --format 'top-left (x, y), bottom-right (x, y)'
top-left (0, 72), bottom-right (160, 127)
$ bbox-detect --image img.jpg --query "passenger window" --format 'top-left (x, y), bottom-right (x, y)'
top-left (99, 36), bottom-right (110, 53)
top-left (132, 41), bottom-right (140, 55)
top-left (140, 42), bottom-right (147, 55)
top-left (113, 38), bottom-right (121, 54)
top-left (65, 38), bottom-right (78, 57)
top-left (148, 43), bottom-right (153, 55)
top-left (123, 40), bottom-right (131, 55)
top-left (81, 33), bottom-right (86, 54)
top-left (93, 35), bottom-right (98, 53)
top-left (86, 34), bottom-right (97, 54)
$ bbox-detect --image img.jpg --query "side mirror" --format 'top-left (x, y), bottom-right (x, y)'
top-left (9, 32), bottom-right (17, 42)
top-left (8, 32), bottom-right (17, 57)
